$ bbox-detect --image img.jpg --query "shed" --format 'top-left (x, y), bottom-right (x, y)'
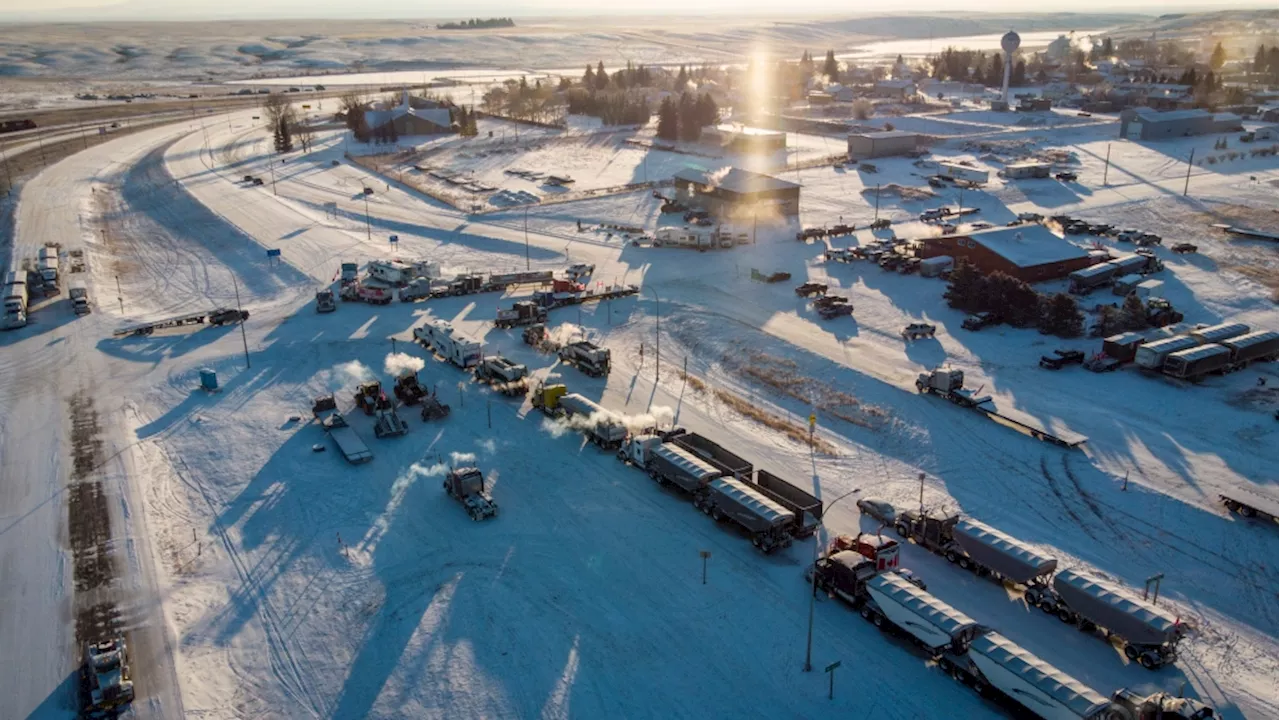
top-left (1102, 332), bottom-right (1146, 362)
top-left (917, 225), bottom-right (1092, 283)
top-left (847, 130), bottom-right (919, 160)
top-left (1120, 107), bottom-right (1216, 140)
top-left (1001, 161), bottom-right (1052, 179)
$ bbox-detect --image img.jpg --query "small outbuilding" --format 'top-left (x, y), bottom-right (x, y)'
top-left (848, 130), bottom-right (919, 160)
top-left (701, 124), bottom-right (787, 154)
top-left (1000, 161), bottom-right (1052, 179)
top-left (673, 167), bottom-right (800, 217)
top-left (917, 225), bottom-right (1092, 283)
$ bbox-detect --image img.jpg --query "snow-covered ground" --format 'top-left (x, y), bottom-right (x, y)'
top-left (2, 84), bottom-right (1277, 720)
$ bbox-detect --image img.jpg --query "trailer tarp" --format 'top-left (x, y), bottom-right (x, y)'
top-left (867, 572), bottom-right (980, 640)
top-left (952, 519), bottom-right (1057, 583)
top-left (969, 632), bottom-right (1110, 718)
top-left (1053, 569), bottom-right (1180, 645)
top-left (710, 477), bottom-right (794, 528)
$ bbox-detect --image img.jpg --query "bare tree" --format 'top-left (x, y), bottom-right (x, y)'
top-left (262, 92), bottom-right (295, 130)
top-left (292, 120), bottom-right (316, 152)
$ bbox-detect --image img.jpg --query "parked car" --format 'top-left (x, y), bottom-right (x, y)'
top-left (1039, 349), bottom-right (1086, 369)
top-left (857, 497), bottom-right (897, 525)
top-left (1172, 243), bottom-right (1198, 254)
top-left (962, 312), bottom-right (1001, 331)
top-left (1054, 172), bottom-right (1078, 182)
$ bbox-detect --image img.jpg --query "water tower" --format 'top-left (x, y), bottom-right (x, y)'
top-left (1000, 30), bottom-right (1021, 106)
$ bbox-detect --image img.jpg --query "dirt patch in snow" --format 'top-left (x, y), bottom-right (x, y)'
top-left (67, 392), bottom-right (124, 648)
top-left (681, 370), bottom-right (837, 454)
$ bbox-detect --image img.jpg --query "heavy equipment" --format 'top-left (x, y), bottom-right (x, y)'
top-left (372, 407), bottom-right (408, 438)
top-left (354, 381), bottom-right (392, 415)
top-left (901, 322), bottom-right (936, 340)
top-left (444, 466), bottom-right (497, 521)
top-left (393, 372), bottom-right (429, 405)
top-left (532, 383), bottom-right (627, 448)
top-left (420, 391), bottom-right (451, 421)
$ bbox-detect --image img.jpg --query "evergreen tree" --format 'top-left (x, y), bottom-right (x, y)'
top-left (1253, 44), bottom-right (1266, 71)
top-left (676, 65), bottom-right (688, 88)
top-left (1095, 305), bottom-right (1122, 338)
top-left (656, 96), bottom-right (679, 141)
top-left (558, 76), bottom-right (571, 91)
top-left (823, 50), bottom-right (839, 79)
top-left (583, 64), bottom-right (595, 88)
top-left (596, 61), bottom-right (609, 90)
top-left (944, 260), bottom-right (986, 312)
top-left (1120, 292), bottom-right (1148, 330)
top-left (1101, 37), bottom-right (1114, 57)
top-left (677, 91), bottom-right (701, 142)
top-left (1012, 60), bottom-right (1027, 86)
top-left (1210, 41), bottom-right (1226, 70)
top-left (387, 119), bottom-right (399, 144)
top-left (988, 53), bottom-right (1003, 87)
top-left (353, 114), bottom-right (370, 143)
top-left (1039, 293), bottom-right (1083, 338)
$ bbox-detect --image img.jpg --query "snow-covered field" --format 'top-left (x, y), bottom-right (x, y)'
top-left (2, 70), bottom-right (1277, 720)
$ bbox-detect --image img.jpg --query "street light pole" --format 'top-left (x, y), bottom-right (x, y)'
top-left (524, 204), bottom-right (531, 271)
top-left (804, 486), bottom-right (862, 672)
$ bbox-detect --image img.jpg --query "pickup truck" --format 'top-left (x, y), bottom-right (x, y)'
top-left (961, 312), bottom-right (1000, 331)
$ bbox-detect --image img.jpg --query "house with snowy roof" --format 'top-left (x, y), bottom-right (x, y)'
top-left (363, 91), bottom-right (454, 137)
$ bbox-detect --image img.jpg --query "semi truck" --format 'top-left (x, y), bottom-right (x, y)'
top-left (750, 470), bottom-right (823, 539)
top-left (531, 383), bottom-right (628, 449)
top-left (669, 430), bottom-right (753, 480)
top-left (315, 288), bottom-right (336, 313)
top-left (415, 319), bottom-right (483, 369)
top-left (38, 255), bottom-right (59, 289)
top-left (950, 517), bottom-right (1058, 586)
top-left (808, 553), bottom-right (1214, 720)
top-left (81, 637), bottom-right (135, 717)
top-left (112, 307), bottom-right (248, 337)
top-left (495, 300), bottom-right (547, 328)
top-left (693, 476), bottom-right (796, 553)
top-left (69, 282), bottom-right (90, 315)
top-left (474, 354), bottom-right (529, 395)
top-left (3, 273), bottom-right (29, 329)
top-left (443, 466), bottom-right (498, 521)
top-left (1033, 568), bottom-right (1185, 670)
top-left (558, 340), bottom-right (611, 376)
top-left (618, 433), bottom-right (723, 492)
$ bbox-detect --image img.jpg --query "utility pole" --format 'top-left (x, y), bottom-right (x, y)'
top-left (918, 471), bottom-right (926, 516)
top-left (700, 550), bottom-right (711, 585)
top-left (363, 193), bottom-right (372, 240)
top-left (0, 136), bottom-right (12, 196)
top-left (647, 288), bottom-right (660, 384)
top-left (1183, 148), bottom-right (1195, 196)
top-left (873, 183), bottom-right (880, 222)
top-left (232, 275), bottom-right (250, 368)
top-left (524, 204), bottom-right (531, 271)
top-left (269, 159), bottom-right (278, 196)
top-left (805, 487), bottom-right (861, 672)
top-left (1102, 143), bottom-right (1111, 186)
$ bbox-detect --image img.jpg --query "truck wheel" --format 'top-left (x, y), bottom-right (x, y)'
top-left (1123, 644), bottom-right (1139, 660)
top-left (1240, 505), bottom-right (1256, 518)
top-left (699, 502), bottom-right (711, 516)
top-left (871, 612), bottom-right (885, 630)
top-left (711, 507), bottom-right (723, 522)
top-left (945, 550), bottom-right (958, 563)
top-left (1023, 589), bottom-right (1038, 605)
top-left (1057, 608), bottom-right (1074, 624)
top-left (859, 606), bottom-right (872, 620)
top-left (1138, 653), bottom-right (1158, 670)
top-left (894, 524), bottom-right (907, 538)
top-left (957, 557), bottom-right (971, 571)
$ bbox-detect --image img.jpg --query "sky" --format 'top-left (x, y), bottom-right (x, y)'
top-left (0, 0), bottom-right (1272, 22)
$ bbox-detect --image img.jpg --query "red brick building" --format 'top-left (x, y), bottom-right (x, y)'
top-left (917, 225), bottom-right (1093, 283)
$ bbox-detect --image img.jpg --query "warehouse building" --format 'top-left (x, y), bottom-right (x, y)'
top-left (673, 167), bottom-right (800, 217)
top-left (1119, 107), bottom-right (1243, 140)
top-left (917, 225), bottom-right (1092, 282)
top-left (847, 130), bottom-right (919, 160)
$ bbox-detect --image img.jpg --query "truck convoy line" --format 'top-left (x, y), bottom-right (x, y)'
top-left (893, 509), bottom-right (1185, 670)
top-left (808, 551), bottom-right (1214, 720)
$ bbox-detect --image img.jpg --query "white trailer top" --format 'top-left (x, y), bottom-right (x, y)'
top-left (710, 477), bottom-right (794, 526)
top-left (866, 572), bottom-right (981, 639)
top-left (969, 632), bottom-right (1110, 720)
top-left (653, 443), bottom-right (721, 480)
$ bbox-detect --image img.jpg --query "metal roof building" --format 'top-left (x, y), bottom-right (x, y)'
top-left (917, 225), bottom-right (1093, 282)
top-left (673, 167), bottom-right (801, 217)
top-left (1120, 107), bottom-right (1242, 140)
top-left (847, 130), bottom-right (919, 159)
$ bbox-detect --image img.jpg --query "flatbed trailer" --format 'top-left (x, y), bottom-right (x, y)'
top-left (974, 400), bottom-right (1089, 449)
top-left (532, 283), bottom-right (639, 310)
top-left (321, 413), bottom-right (374, 464)
top-left (1218, 488), bottom-right (1278, 523)
top-left (112, 307), bottom-right (248, 337)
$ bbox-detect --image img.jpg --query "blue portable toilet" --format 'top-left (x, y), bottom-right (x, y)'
top-left (199, 368), bottom-right (218, 391)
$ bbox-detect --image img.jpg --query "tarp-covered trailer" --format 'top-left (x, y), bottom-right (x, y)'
top-left (648, 443), bottom-right (722, 494)
top-left (558, 393), bottom-right (628, 448)
top-left (697, 477), bottom-right (796, 552)
top-left (670, 432), bottom-right (752, 479)
top-left (863, 573), bottom-right (985, 656)
top-left (1068, 263), bottom-right (1120, 293)
top-left (1102, 332), bottom-right (1146, 363)
top-left (1107, 254), bottom-right (1151, 276)
top-left (919, 256), bottom-right (953, 278)
top-left (1163, 344), bottom-right (1230, 379)
top-left (951, 518), bottom-right (1057, 585)
top-left (1188, 322), bottom-right (1250, 345)
top-left (1134, 336), bottom-right (1199, 370)
top-left (1221, 330), bottom-right (1278, 369)
top-left (1050, 568), bottom-right (1183, 668)
top-left (1218, 486), bottom-right (1279, 523)
top-left (957, 632), bottom-right (1111, 720)
top-left (752, 470), bottom-right (823, 538)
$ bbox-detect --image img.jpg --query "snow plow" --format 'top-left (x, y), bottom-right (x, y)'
top-left (354, 381), bottom-right (393, 415)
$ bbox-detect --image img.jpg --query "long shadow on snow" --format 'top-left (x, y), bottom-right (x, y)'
top-left (94, 324), bottom-right (236, 367)
top-left (121, 139), bottom-right (314, 297)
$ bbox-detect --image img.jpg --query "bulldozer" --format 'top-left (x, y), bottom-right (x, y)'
top-left (354, 381), bottom-right (392, 416)
top-left (393, 372), bottom-right (429, 405)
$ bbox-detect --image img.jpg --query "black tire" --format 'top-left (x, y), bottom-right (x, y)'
top-left (1057, 608), bottom-right (1074, 624)
top-left (711, 507), bottom-right (723, 522)
top-left (1138, 653), bottom-right (1158, 670)
top-left (872, 613), bottom-right (885, 630)
top-left (894, 524), bottom-right (908, 538)
top-left (958, 557), bottom-right (971, 571)
top-left (1240, 505), bottom-right (1256, 518)
top-left (945, 550), bottom-right (958, 563)
top-left (1124, 644), bottom-right (1139, 660)
top-left (859, 606), bottom-right (872, 620)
